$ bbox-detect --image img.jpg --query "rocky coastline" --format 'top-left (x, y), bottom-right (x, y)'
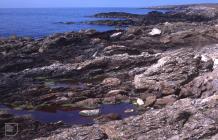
top-left (1, 4), bottom-right (218, 139)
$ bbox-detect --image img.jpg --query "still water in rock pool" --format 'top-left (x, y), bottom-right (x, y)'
top-left (0, 103), bottom-right (137, 125)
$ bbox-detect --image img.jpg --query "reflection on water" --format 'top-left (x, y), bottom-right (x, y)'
top-left (0, 103), bottom-right (137, 125)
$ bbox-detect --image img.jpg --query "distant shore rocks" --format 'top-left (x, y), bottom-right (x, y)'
top-left (93, 12), bottom-right (141, 19)
top-left (55, 21), bottom-right (75, 24)
top-left (84, 19), bottom-right (133, 27)
top-left (55, 6), bottom-right (217, 29)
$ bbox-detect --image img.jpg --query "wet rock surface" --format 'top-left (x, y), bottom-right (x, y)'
top-left (37, 95), bottom-right (218, 140)
top-left (1, 3), bottom-right (218, 140)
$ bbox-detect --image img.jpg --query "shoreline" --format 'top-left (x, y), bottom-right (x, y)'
top-left (145, 3), bottom-right (218, 10)
top-left (0, 7), bottom-right (155, 39)
top-left (1, 3), bottom-right (218, 139)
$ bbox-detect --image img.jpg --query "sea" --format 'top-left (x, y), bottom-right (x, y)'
top-left (0, 8), bottom-right (158, 38)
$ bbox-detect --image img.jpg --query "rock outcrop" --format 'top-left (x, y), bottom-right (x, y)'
top-left (1, 3), bottom-right (218, 140)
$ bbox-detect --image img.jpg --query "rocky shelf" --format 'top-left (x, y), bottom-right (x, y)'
top-left (1, 3), bottom-right (218, 140)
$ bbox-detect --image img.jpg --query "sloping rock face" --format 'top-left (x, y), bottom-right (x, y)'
top-left (134, 48), bottom-right (212, 96)
top-left (180, 69), bottom-right (218, 98)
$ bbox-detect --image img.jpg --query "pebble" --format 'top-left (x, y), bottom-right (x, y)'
top-left (110, 32), bottom-right (122, 38)
top-left (148, 28), bottom-right (162, 36)
top-left (137, 98), bottom-right (144, 106)
top-left (79, 109), bottom-right (100, 117)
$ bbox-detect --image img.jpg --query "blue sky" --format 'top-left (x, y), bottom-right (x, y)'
top-left (0, 0), bottom-right (218, 8)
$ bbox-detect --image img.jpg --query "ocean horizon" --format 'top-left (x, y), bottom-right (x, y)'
top-left (0, 8), bottom-right (158, 38)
